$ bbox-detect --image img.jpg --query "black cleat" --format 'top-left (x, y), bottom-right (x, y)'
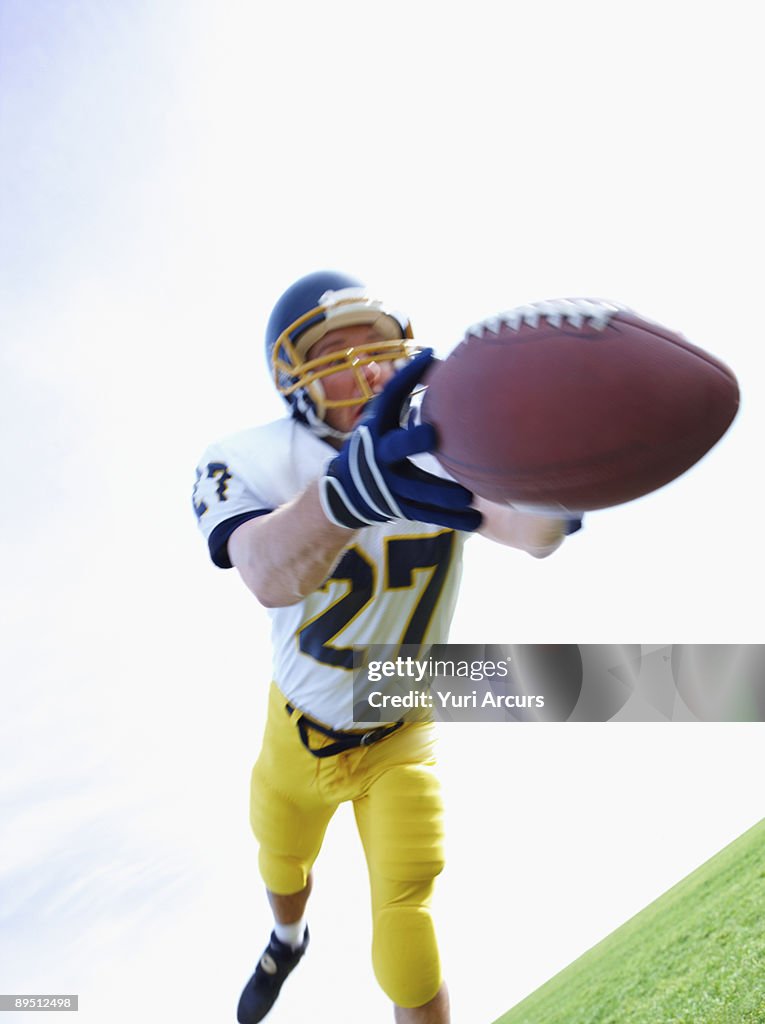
top-left (237, 927), bottom-right (310, 1023)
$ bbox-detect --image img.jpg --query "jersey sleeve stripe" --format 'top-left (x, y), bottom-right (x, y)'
top-left (209, 509), bottom-right (272, 569)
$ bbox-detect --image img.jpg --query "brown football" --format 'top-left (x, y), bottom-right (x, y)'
top-left (421, 298), bottom-right (739, 511)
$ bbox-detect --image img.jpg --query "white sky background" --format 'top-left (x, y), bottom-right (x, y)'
top-left (1, 2), bottom-right (764, 1023)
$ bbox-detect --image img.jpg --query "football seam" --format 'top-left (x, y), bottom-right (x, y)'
top-left (614, 315), bottom-right (738, 385)
top-left (463, 313), bottom-right (738, 391)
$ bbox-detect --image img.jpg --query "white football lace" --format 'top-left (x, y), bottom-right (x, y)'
top-left (466, 298), bottom-right (629, 336)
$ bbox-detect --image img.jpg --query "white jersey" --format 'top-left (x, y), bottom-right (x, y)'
top-left (193, 418), bottom-right (467, 729)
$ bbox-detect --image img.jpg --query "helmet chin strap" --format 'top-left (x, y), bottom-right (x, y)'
top-left (291, 384), bottom-right (355, 444)
top-left (306, 405), bottom-right (352, 443)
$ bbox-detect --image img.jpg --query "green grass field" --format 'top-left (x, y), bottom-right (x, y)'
top-left (494, 818), bottom-right (765, 1024)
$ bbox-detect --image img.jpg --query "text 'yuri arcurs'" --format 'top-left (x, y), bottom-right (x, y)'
top-left (367, 689), bottom-right (545, 710)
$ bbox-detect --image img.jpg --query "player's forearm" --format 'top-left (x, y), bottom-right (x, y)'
top-left (228, 481), bottom-right (357, 607)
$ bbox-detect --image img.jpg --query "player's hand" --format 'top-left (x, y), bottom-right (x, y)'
top-left (475, 498), bottom-right (583, 555)
top-left (320, 349), bottom-right (482, 532)
top-left (515, 511), bottom-right (583, 557)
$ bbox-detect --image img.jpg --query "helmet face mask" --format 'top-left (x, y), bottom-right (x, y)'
top-left (274, 333), bottom-right (414, 416)
top-left (266, 273), bottom-right (416, 438)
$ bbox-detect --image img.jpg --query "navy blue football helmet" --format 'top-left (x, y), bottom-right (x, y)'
top-left (265, 270), bottom-right (415, 436)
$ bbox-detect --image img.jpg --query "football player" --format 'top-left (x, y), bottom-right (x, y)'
top-left (193, 271), bottom-right (579, 1023)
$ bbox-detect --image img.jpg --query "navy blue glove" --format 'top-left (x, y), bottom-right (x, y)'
top-left (320, 350), bottom-right (482, 532)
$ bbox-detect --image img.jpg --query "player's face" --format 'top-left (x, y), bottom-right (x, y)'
top-left (308, 324), bottom-right (398, 443)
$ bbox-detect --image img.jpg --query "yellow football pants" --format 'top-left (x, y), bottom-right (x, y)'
top-left (250, 682), bottom-right (446, 1008)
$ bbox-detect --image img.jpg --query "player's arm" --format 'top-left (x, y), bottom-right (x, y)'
top-left (228, 482), bottom-right (356, 608)
top-left (475, 496), bottom-right (582, 557)
top-left (202, 351), bottom-right (481, 608)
